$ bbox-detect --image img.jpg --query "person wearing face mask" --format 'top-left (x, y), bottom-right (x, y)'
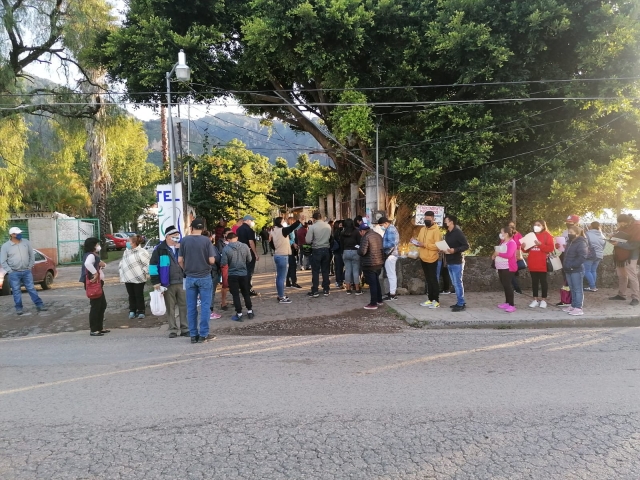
top-left (414, 211), bottom-right (442, 308)
top-left (609, 214), bottom-right (640, 306)
top-left (1, 226), bottom-right (48, 315)
top-left (583, 221), bottom-right (606, 292)
top-left (119, 234), bottom-right (151, 320)
top-left (491, 224), bottom-right (518, 313)
top-left (378, 217), bottom-right (399, 301)
top-left (443, 215), bottom-right (470, 311)
top-left (236, 215), bottom-right (260, 296)
top-left (522, 220), bottom-right (554, 308)
top-left (508, 222), bottom-right (524, 295)
top-left (79, 237), bottom-right (107, 336)
top-left (562, 225), bottom-right (588, 315)
top-left (270, 215), bottom-right (303, 303)
top-left (149, 225), bottom-right (189, 338)
top-left (555, 214), bottom-right (580, 306)
top-left (214, 228), bottom-right (232, 311)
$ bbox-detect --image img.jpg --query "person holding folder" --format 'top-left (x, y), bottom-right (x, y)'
top-left (413, 211), bottom-right (442, 309)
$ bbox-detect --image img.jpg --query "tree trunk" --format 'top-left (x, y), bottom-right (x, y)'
top-left (83, 70), bottom-right (111, 256)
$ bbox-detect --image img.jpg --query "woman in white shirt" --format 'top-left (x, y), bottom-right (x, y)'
top-left (81, 237), bottom-right (108, 336)
top-left (119, 234), bottom-right (151, 319)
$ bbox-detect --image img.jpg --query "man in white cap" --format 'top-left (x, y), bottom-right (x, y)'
top-left (0, 227), bottom-right (47, 315)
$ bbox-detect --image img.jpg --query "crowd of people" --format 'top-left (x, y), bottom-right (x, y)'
top-left (2, 208), bottom-right (638, 339)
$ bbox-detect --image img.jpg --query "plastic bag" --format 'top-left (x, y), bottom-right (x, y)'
top-left (150, 289), bottom-right (166, 316)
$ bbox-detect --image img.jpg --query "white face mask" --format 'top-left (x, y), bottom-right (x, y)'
top-left (499, 233), bottom-right (505, 240)
top-left (95, 245), bottom-right (102, 252)
top-left (170, 236), bottom-right (180, 243)
top-left (250, 221), bottom-right (255, 228)
top-left (533, 226), bottom-right (542, 233)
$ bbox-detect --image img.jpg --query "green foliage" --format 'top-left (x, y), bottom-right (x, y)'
top-left (190, 140), bottom-right (275, 227)
top-left (271, 154), bottom-right (338, 208)
top-left (0, 116), bottom-right (27, 228)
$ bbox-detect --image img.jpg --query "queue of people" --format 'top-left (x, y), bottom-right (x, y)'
top-left (65, 210), bottom-right (639, 339)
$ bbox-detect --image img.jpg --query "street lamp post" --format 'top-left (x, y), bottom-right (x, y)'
top-left (165, 50), bottom-right (191, 231)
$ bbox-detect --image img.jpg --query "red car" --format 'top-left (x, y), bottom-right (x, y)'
top-left (0, 249), bottom-right (58, 295)
top-left (105, 234), bottom-right (127, 250)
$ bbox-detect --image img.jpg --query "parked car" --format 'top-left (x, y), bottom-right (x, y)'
top-left (144, 238), bottom-right (159, 252)
top-left (105, 238), bottom-right (117, 251)
top-left (105, 234), bottom-right (127, 250)
top-left (0, 249), bottom-right (58, 296)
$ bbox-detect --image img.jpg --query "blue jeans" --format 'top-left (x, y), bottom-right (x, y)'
top-left (8, 270), bottom-right (43, 312)
top-left (342, 250), bottom-right (361, 285)
top-left (448, 263), bottom-right (465, 306)
top-left (566, 271), bottom-right (584, 308)
top-left (582, 259), bottom-right (601, 289)
top-left (185, 275), bottom-right (213, 338)
top-left (274, 255), bottom-right (289, 298)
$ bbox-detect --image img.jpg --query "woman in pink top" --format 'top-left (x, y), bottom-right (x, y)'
top-left (509, 221), bottom-right (524, 294)
top-left (491, 225), bottom-right (518, 312)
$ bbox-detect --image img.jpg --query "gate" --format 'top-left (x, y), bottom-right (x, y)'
top-left (56, 218), bottom-right (100, 265)
top-left (0, 220), bottom-right (29, 242)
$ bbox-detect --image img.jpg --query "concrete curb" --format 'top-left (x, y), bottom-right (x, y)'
top-left (385, 303), bottom-right (640, 329)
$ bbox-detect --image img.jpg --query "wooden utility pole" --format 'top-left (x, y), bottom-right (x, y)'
top-left (176, 122), bottom-right (189, 232)
top-left (511, 179), bottom-right (517, 224)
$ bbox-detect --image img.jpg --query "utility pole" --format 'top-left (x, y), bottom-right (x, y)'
top-left (511, 179), bottom-right (517, 224)
top-left (177, 122), bottom-right (189, 231)
top-left (375, 122), bottom-right (380, 211)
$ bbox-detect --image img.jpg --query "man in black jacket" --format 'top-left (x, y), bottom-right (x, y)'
top-left (444, 215), bottom-right (470, 311)
top-left (358, 223), bottom-right (385, 310)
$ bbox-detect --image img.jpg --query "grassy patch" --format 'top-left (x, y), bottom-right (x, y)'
top-left (104, 250), bottom-right (124, 264)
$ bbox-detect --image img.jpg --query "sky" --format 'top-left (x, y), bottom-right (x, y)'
top-left (21, 0), bottom-right (242, 122)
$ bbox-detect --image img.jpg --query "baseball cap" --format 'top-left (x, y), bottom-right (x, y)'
top-left (165, 225), bottom-right (179, 237)
top-left (191, 218), bottom-right (205, 229)
top-left (359, 223), bottom-right (370, 231)
top-left (9, 227), bottom-right (22, 235)
top-left (242, 215), bottom-right (256, 221)
top-left (377, 217), bottom-right (390, 225)
top-left (566, 215), bottom-right (580, 224)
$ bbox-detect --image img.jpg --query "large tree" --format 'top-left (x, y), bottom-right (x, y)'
top-left (98, 0), bottom-right (640, 245)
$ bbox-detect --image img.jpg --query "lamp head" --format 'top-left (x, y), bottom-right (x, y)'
top-left (175, 50), bottom-right (190, 82)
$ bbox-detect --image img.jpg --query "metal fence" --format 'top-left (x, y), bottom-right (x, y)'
top-left (56, 218), bottom-right (101, 265)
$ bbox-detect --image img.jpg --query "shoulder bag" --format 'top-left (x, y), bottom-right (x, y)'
top-left (85, 274), bottom-right (103, 299)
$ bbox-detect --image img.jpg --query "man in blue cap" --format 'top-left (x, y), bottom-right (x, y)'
top-left (236, 214), bottom-right (260, 295)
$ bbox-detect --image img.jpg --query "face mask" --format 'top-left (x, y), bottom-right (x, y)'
top-left (282, 222), bottom-right (288, 228)
top-left (499, 233), bottom-right (505, 240)
top-left (533, 226), bottom-right (542, 233)
top-left (170, 236), bottom-right (180, 243)
top-left (250, 221), bottom-right (256, 228)
top-left (223, 240), bottom-right (229, 245)
top-left (424, 220), bottom-right (432, 227)
top-left (568, 234), bottom-right (576, 241)
top-left (15, 234), bottom-right (23, 241)
top-left (381, 226), bottom-right (387, 231)
top-left (126, 242), bottom-right (132, 249)
top-left (95, 245), bottom-right (102, 252)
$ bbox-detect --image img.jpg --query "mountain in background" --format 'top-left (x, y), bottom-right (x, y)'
top-left (143, 112), bottom-right (329, 167)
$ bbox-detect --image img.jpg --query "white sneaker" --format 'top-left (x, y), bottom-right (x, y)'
top-left (539, 300), bottom-right (547, 309)
top-left (529, 300), bottom-right (539, 308)
top-left (568, 308), bottom-right (584, 316)
top-left (562, 306), bottom-right (574, 313)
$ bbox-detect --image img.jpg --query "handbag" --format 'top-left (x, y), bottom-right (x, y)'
top-left (517, 258), bottom-right (527, 271)
top-left (546, 253), bottom-right (562, 272)
top-left (85, 275), bottom-right (102, 299)
top-left (560, 286), bottom-right (572, 305)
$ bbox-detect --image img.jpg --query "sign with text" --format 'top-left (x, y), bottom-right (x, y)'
top-left (415, 205), bottom-right (445, 226)
top-left (156, 184), bottom-right (183, 240)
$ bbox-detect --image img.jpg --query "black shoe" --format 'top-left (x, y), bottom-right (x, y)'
top-left (631, 299), bottom-right (639, 306)
top-left (323, 290), bottom-right (330, 297)
top-left (514, 290), bottom-right (523, 295)
top-left (198, 334), bottom-right (216, 343)
top-left (450, 303), bottom-right (466, 309)
top-left (191, 336), bottom-right (199, 344)
top-left (90, 331), bottom-right (104, 336)
top-left (308, 291), bottom-right (320, 298)
top-left (180, 332), bottom-right (190, 337)
top-left (292, 283), bottom-right (303, 289)
top-left (440, 291), bottom-right (451, 295)
top-left (221, 305), bottom-right (228, 311)
top-left (451, 305), bottom-right (466, 312)
top-left (286, 282), bottom-right (292, 288)
top-left (169, 332), bottom-right (178, 338)
top-left (609, 295), bottom-right (626, 301)
top-left (382, 294), bottom-right (398, 301)
top-left (248, 311), bottom-right (255, 320)
top-left (249, 289), bottom-right (259, 296)
top-left (37, 306), bottom-right (48, 312)
top-left (556, 301), bottom-right (569, 306)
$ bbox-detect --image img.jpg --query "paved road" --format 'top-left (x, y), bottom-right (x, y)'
top-left (2, 328), bottom-right (640, 479)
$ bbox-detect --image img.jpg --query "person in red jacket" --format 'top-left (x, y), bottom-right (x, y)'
top-left (523, 220), bottom-right (555, 308)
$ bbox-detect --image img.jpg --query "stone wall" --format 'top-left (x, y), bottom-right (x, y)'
top-left (395, 256), bottom-right (621, 294)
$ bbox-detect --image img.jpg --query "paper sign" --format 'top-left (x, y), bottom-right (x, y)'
top-left (520, 232), bottom-right (538, 250)
top-left (157, 183), bottom-right (183, 240)
top-left (415, 205), bottom-right (445, 226)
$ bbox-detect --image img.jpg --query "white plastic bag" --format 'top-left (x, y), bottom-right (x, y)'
top-left (150, 289), bottom-right (166, 316)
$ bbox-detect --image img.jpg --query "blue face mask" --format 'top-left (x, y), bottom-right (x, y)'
top-left (126, 242), bottom-right (132, 249)
top-left (15, 234), bottom-right (22, 241)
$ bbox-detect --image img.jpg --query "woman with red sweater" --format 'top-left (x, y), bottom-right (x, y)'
top-left (491, 224), bottom-right (519, 313)
top-left (523, 220), bottom-right (555, 308)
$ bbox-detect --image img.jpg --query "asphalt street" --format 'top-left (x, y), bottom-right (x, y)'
top-left (1, 327), bottom-right (640, 479)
